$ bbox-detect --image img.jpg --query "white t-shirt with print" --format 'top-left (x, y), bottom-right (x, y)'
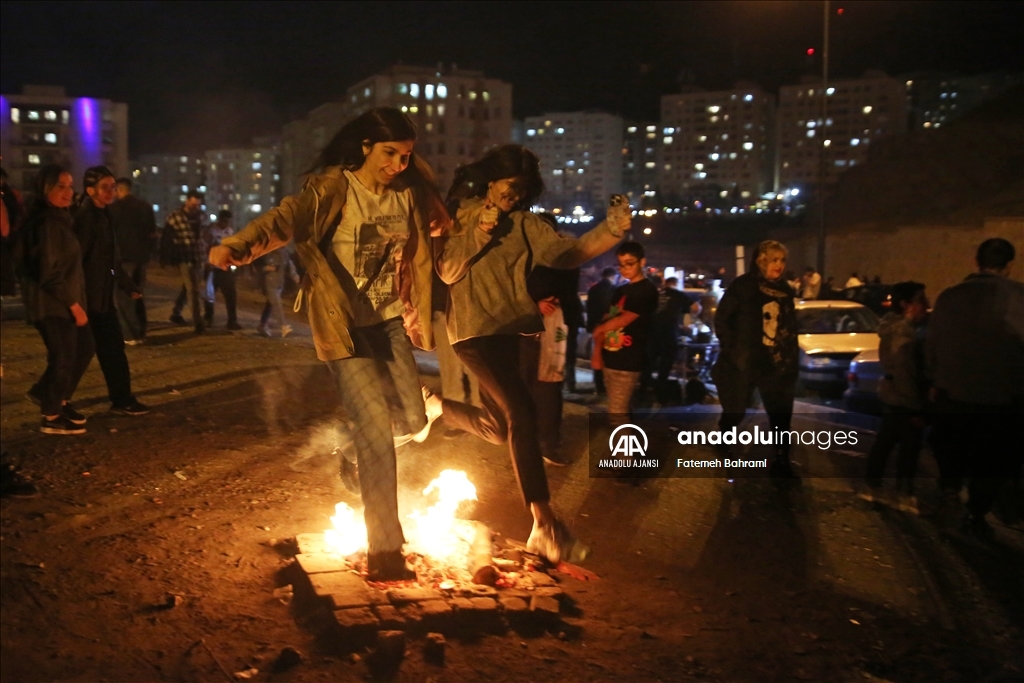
top-left (332, 170), bottom-right (412, 327)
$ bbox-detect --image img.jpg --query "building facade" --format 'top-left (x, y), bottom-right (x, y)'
top-left (205, 145), bottom-right (281, 226)
top-left (523, 111), bottom-right (624, 214)
top-left (904, 70), bottom-right (1024, 130)
top-left (775, 72), bottom-right (907, 193)
top-left (0, 85), bottom-right (128, 195)
top-left (130, 155), bottom-right (207, 226)
top-left (280, 64), bottom-right (513, 197)
top-left (658, 84), bottom-right (775, 207)
top-left (621, 122), bottom-right (660, 208)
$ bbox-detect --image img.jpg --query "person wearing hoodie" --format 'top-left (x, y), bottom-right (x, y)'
top-left (860, 281), bottom-right (929, 511)
top-left (711, 240), bottom-right (800, 479)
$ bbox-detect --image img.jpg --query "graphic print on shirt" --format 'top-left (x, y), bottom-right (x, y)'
top-left (354, 218), bottom-right (407, 310)
top-left (602, 295), bottom-right (634, 352)
top-left (762, 300), bottom-right (780, 347)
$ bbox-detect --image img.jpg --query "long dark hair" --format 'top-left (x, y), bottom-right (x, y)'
top-left (30, 164), bottom-right (70, 211)
top-left (17, 164), bottom-right (71, 281)
top-left (309, 107), bottom-right (447, 228)
top-left (446, 145), bottom-right (544, 213)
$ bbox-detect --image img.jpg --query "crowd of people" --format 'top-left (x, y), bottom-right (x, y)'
top-left (1, 105), bottom-right (1020, 560)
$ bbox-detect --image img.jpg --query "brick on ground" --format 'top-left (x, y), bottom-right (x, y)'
top-left (388, 586), bottom-right (443, 605)
top-left (500, 596), bottom-right (529, 614)
top-left (295, 553), bottom-right (348, 575)
top-left (310, 571), bottom-right (373, 609)
top-left (374, 604), bottom-right (405, 630)
top-left (527, 571), bottom-right (557, 587)
top-left (333, 607), bottom-right (379, 645)
top-left (529, 595), bottom-right (561, 617)
top-left (295, 533), bottom-right (330, 555)
top-left (534, 586), bottom-right (565, 599)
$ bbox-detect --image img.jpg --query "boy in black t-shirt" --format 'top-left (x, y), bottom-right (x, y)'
top-left (591, 242), bottom-right (659, 421)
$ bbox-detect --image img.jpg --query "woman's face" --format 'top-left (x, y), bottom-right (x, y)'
top-left (359, 140), bottom-right (414, 186)
top-left (760, 250), bottom-right (786, 280)
top-left (486, 177), bottom-right (522, 213)
top-left (47, 173), bottom-right (74, 208)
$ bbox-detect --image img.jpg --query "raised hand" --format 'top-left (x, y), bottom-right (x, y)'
top-left (478, 201), bottom-right (500, 233)
top-left (607, 194), bottom-right (632, 237)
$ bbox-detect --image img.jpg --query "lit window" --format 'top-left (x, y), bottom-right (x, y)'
top-left (44, 132), bottom-right (57, 144)
top-left (823, 139), bottom-right (831, 147)
top-left (742, 142), bottom-right (754, 150)
top-left (425, 84), bottom-right (435, 100)
top-left (664, 164), bottom-right (671, 170)
top-left (729, 152), bottom-right (737, 159)
top-left (850, 138), bottom-right (860, 146)
top-left (741, 191), bottom-right (751, 198)
top-left (577, 169), bottom-right (584, 174)
top-left (698, 172), bottom-right (707, 178)
top-left (180, 195), bottom-right (187, 202)
top-left (409, 105), bottom-right (419, 114)
top-left (807, 130), bottom-right (816, 138)
top-left (44, 110), bottom-right (58, 121)
top-left (61, 110), bottom-right (69, 124)
top-left (566, 160), bottom-right (575, 167)
top-left (862, 105), bottom-right (873, 114)
top-left (28, 154), bottom-right (41, 165)
top-left (698, 135), bottom-right (707, 142)
top-left (401, 105), bottom-right (408, 112)
top-left (553, 169), bottom-right (563, 176)
top-left (663, 136), bottom-right (673, 144)
top-left (663, 127), bottom-right (674, 135)
top-left (11, 108), bottom-right (20, 123)
top-left (151, 166), bottom-right (158, 174)
top-left (707, 105), bottom-right (720, 113)
top-left (556, 127), bottom-right (565, 134)
top-left (252, 162), bottom-right (261, 170)
top-left (469, 91), bottom-right (478, 101)
top-left (364, 87), bottom-right (371, 98)
top-left (744, 94), bottom-right (753, 102)
top-left (646, 125), bottom-right (656, 132)
top-left (198, 185), bottom-right (207, 192)
top-left (645, 162), bottom-right (656, 169)
top-left (807, 121), bottom-right (816, 128)
top-left (483, 91), bottom-right (490, 102)
top-left (526, 129), bottom-right (536, 136)
top-left (437, 104), bottom-right (445, 117)
top-left (709, 116), bottom-right (718, 123)
top-left (437, 84), bottom-right (448, 98)
top-left (250, 204), bottom-right (262, 213)
top-left (720, 190), bottom-right (729, 198)
top-left (152, 204), bottom-right (159, 212)
top-left (27, 110), bottom-right (40, 121)
top-left (179, 166), bottom-right (187, 173)
top-left (694, 163), bottom-right (704, 170)
top-left (646, 132), bottom-right (656, 139)
top-left (627, 126), bottom-right (637, 133)
top-left (826, 87), bottom-right (835, 95)
top-left (410, 83), bottom-right (420, 98)
top-left (721, 134), bottom-right (729, 140)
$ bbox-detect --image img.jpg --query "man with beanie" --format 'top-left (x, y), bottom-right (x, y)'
top-left (161, 190), bottom-right (206, 333)
top-left (74, 166), bottom-right (150, 416)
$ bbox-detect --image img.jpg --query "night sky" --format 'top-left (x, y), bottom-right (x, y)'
top-left (2, 1), bottom-right (1021, 154)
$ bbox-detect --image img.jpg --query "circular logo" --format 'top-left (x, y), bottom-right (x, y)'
top-left (608, 423), bottom-right (648, 457)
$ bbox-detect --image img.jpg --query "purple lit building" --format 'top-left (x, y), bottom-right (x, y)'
top-left (0, 85), bottom-right (128, 196)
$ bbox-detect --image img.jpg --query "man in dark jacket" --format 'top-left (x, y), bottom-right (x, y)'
top-left (927, 238), bottom-right (1024, 539)
top-left (586, 267), bottom-right (617, 394)
top-left (162, 190), bottom-right (206, 333)
top-left (75, 167), bottom-right (149, 416)
top-left (711, 241), bottom-right (800, 478)
top-left (109, 177), bottom-right (157, 343)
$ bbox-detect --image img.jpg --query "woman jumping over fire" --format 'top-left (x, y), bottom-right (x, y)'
top-left (209, 108), bottom-right (447, 581)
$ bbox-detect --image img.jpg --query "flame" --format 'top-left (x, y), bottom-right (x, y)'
top-left (323, 469), bottom-right (477, 566)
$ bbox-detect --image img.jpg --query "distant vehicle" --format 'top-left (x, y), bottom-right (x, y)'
top-left (796, 300), bottom-right (880, 398)
top-left (844, 348), bottom-right (883, 414)
top-left (826, 284), bottom-right (893, 317)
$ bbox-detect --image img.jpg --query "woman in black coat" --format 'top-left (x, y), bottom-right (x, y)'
top-left (711, 240), bottom-right (800, 477)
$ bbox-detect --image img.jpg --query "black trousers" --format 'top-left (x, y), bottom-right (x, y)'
top-left (443, 335), bottom-right (550, 506)
top-left (716, 366), bottom-right (796, 454)
top-left (87, 309), bottom-right (135, 407)
top-left (930, 396), bottom-right (1019, 518)
top-left (564, 324), bottom-right (578, 391)
top-left (864, 404), bottom-right (923, 492)
top-left (209, 268), bottom-right (238, 324)
top-left (519, 335), bottom-right (564, 455)
top-left (650, 326), bottom-right (679, 403)
top-left (32, 316), bottom-right (96, 416)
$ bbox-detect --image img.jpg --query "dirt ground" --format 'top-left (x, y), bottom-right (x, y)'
top-left (1, 271), bottom-right (1022, 683)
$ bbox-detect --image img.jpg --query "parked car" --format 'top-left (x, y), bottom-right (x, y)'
top-left (830, 284), bottom-right (893, 317)
top-left (796, 300), bottom-right (880, 398)
top-left (843, 348), bottom-right (883, 414)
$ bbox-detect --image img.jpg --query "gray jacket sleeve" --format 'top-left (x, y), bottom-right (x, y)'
top-left (526, 212), bottom-right (623, 269)
top-left (434, 200), bottom-right (493, 285)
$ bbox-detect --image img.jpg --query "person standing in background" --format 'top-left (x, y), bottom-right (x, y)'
top-left (586, 266), bottom-right (617, 395)
top-left (255, 248), bottom-right (299, 338)
top-left (203, 210), bottom-right (241, 330)
top-left (162, 190), bottom-right (207, 334)
top-left (109, 177), bottom-right (157, 344)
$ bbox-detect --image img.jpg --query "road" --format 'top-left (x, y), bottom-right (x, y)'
top-left (1, 269), bottom-right (1021, 683)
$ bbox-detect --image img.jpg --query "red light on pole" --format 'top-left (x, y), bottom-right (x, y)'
top-left (837, 7), bottom-right (844, 15)
top-left (807, 48), bottom-right (816, 56)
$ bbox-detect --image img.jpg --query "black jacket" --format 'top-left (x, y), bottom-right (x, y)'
top-left (108, 193), bottom-right (157, 263)
top-left (586, 277), bottom-right (615, 333)
top-left (74, 200), bottom-right (137, 313)
top-left (712, 271), bottom-right (799, 379)
top-left (527, 266), bottom-right (584, 329)
top-left (16, 205), bottom-right (87, 322)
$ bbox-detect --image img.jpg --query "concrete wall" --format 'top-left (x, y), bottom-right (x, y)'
top-left (782, 217), bottom-right (1024, 296)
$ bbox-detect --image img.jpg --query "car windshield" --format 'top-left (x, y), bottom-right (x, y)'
top-left (797, 307), bottom-right (879, 334)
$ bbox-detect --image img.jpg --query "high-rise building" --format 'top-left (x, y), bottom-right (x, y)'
top-left (775, 72), bottom-right (907, 193)
top-left (523, 111), bottom-right (623, 214)
top-left (205, 144), bottom-right (281, 226)
top-left (280, 64), bottom-right (513, 196)
top-left (130, 154), bottom-right (207, 226)
top-left (0, 85), bottom-right (128, 194)
top-left (659, 84), bottom-right (776, 206)
top-left (621, 122), bottom-right (660, 207)
top-left (904, 71), bottom-right (1024, 130)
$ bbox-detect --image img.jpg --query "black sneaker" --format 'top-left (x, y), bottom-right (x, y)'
top-left (367, 550), bottom-right (415, 582)
top-left (112, 400), bottom-right (150, 417)
top-left (1, 462), bottom-right (39, 498)
top-left (169, 314), bottom-right (187, 325)
top-left (40, 415), bottom-right (86, 435)
top-left (227, 321), bottom-right (243, 331)
top-left (61, 404), bottom-right (87, 425)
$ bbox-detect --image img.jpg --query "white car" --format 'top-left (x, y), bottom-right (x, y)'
top-left (796, 300), bottom-right (880, 397)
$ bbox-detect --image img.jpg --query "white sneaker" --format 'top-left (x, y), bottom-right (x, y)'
top-left (394, 388), bottom-right (443, 448)
top-left (281, 325), bottom-right (293, 338)
top-left (526, 518), bottom-right (590, 565)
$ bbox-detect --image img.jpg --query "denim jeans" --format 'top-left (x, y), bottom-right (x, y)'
top-left (260, 271), bottom-right (285, 330)
top-left (325, 318), bottom-right (427, 553)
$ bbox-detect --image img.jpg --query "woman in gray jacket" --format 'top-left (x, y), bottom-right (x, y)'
top-left (436, 145), bottom-right (631, 564)
top-left (18, 165), bottom-right (94, 435)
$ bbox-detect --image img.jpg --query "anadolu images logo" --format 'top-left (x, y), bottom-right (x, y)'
top-left (609, 424), bottom-right (648, 458)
